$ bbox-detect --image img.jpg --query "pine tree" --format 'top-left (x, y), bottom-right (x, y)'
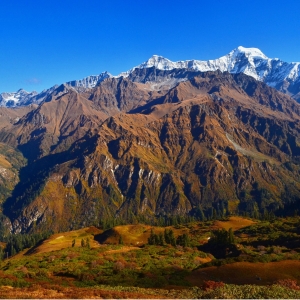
top-left (212, 208), bottom-right (217, 220)
top-left (169, 230), bottom-right (176, 246)
top-left (10, 245), bottom-right (16, 256)
top-left (86, 238), bottom-right (90, 249)
top-left (164, 229), bottom-right (170, 244)
top-left (154, 234), bottom-right (160, 245)
top-left (158, 232), bottom-right (165, 246)
top-left (148, 229), bottom-right (156, 245)
top-left (220, 201), bottom-right (225, 218)
top-left (198, 206), bottom-right (206, 221)
top-left (81, 239), bottom-right (85, 247)
top-left (170, 235), bottom-right (176, 247)
top-left (0, 247), bottom-right (3, 261)
top-left (72, 239), bottom-right (76, 247)
top-left (119, 235), bottom-right (124, 245)
top-left (228, 228), bottom-right (235, 244)
top-left (183, 233), bottom-right (190, 247)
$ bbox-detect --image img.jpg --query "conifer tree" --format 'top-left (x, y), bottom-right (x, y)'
top-left (169, 230), bottom-right (176, 246)
top-left (148, 229), bottom-right (156, 245)
top-left (198, 206), bottom-right (206, 221)
top-left (86, 238), bottom-right (90, 249)
top-left (183, 233), bottom-right (190, 247)
top-left (158, 232), bottom-right (165, 246)
top-left (228, 228), bottom-right (235, 244)
top-left (0, 247), bottom-right (3, 261)
top-left (164, 229), bottom-right (170, 244)
top-left (212, 208), bottom-right (217, 220)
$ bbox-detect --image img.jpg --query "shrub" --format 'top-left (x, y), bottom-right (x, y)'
top-left (114, 261), bottom-right (125, 272)
top-left (275, 279), bottom-right (300, 290)
top-left (48, 255), bottom-right (56, 262)
top-left (203, 280), bottom-right (225, 291)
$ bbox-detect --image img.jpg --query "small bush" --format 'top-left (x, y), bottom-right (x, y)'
top-left (203, 280), bottom-right (225, 291)
top-left (275, 279), bottom-right (300, 290)
top-left (113, 261), bottom-right (125, 272)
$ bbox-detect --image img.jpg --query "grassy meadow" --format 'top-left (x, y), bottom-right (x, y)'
top-left (0, 216), bottom-right (300, 298)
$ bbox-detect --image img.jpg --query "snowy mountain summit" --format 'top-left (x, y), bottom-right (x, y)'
top-left (1, 46), bottom-right (300, 107)
top-left (65, 71), bottom-right (112, 89)
top-left (128, 46), bottom-right (298, 86)
top-left (118, 46), bottom-right (300, 100)
top-left (0, 89), bottom-right (38, 107)
top-left (129, 46), bottom-right (268, 76)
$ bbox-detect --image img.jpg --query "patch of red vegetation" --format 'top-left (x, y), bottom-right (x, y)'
top-left (203, 280), bottom-right (225, 291)
top-left (275, 279), bottom-right (300, 290)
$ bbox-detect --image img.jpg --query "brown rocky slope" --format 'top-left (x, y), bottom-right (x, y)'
top-left (2, 71), bottom-right (300, 233)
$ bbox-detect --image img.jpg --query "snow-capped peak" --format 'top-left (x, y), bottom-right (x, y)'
top-left (118, 46), bottom-right (271, 80)
top-left (118, 46), bottom-right (276, 82)
top-left (139, 55), bottom-right (177, 70)
top-left (0, 89), bottom-right (38, 107)
top-left (234, 46), bottom-right (268, 60)
top-left (2, 46), bottom-right (300, 107)
top-left (65, 71), bottom-right (112, 89)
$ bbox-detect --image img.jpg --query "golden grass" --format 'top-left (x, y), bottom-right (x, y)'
top-left (102, 246), bottom-right (140, 255)
top-left (214, 216), bottom-right (256, 231)
top-left (24, 226), bottom-right (103, 255)
top-left (14, 217), bottom-right (255, 257)
top-left (187, 260), bottom-right (300, 286)
top-left (112, 224), bottom-right (152, 245)
top-left (0, 155), bottom-right (12, 168)
top-left (101, 224), bottom-right (191, 246)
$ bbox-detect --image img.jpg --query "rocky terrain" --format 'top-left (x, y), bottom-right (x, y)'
top-left (0, 68), bottom-right (299, 233)
top-left (2, 46), bottom-right (300, 108)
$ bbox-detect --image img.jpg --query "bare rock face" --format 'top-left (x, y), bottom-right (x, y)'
top-left (2, 71), bottom-right (300, 233)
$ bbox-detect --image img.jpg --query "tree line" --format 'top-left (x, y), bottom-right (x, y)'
top-left (0, 231), bottom-right (51, 260)
top-left (148, 228), bottom-right (191, 247)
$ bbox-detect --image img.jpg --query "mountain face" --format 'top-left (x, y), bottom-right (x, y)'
top-left (1, 69), bottom-right (300, 233)
top-left (2, 46), bottom-right (300, 108)
top-left (65, 72), bottom-right (112, 90)
top-left (122, 46), bottom-right (300, 100)
top-left (0, 89), bottom-right (38, 107)
top-left (0, 79), bottom-right (163, 161)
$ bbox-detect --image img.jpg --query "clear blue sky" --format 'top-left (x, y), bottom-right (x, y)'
top-left (1, 0), bottom-right (300, 93)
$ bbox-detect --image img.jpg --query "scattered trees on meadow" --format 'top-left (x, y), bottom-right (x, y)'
top-left (148, 228), bottom-right (191, 247)
top-left (208, 227), bottom-right (235, 247)
top-left (81, 238), bottom-right (90, 248)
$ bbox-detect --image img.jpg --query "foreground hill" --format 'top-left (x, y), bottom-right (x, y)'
top-left (1, 218), bottom-right (300, 298)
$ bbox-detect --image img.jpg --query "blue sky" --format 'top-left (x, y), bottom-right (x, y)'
top-left (1, 0), bottom-right (300, 93)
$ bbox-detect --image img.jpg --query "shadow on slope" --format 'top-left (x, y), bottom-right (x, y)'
top-left (3, 133), bottom-right (99, 221)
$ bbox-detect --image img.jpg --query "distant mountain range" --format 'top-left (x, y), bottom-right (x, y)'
top-left (1, 46), bottom-right (300, 108)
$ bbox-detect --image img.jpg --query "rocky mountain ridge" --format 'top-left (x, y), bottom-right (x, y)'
top-left (2, 46), bottom-right (300, 107)
top-left (1, 70), bottom-right (300, 233)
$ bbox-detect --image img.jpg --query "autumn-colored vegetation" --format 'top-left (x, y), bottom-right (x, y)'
top-left (0, 216), bottom-right (300, 298)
